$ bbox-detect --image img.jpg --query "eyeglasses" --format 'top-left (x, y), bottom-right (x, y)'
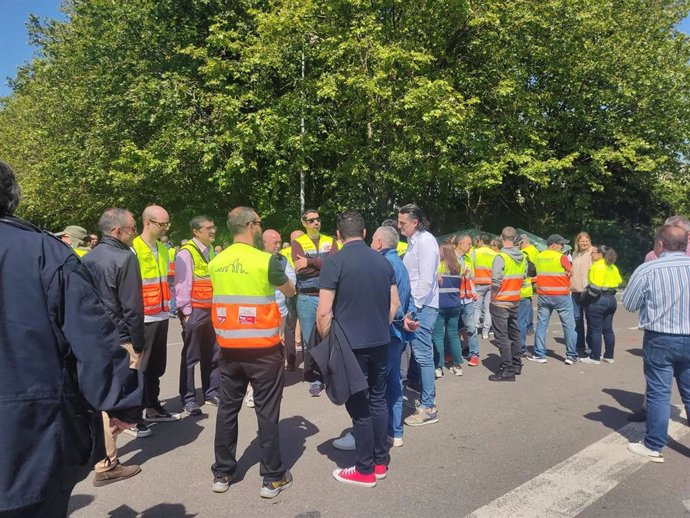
top-left (305, 217), bottom-right (320, 223)
top-left (149, 220), bottom-right (171, 230)
top-left (247, 220), bottom-right (262, 226)
top-left (122, 226), bottom-right (137, 234)
top-left (201, 225), bottom-right (217, 231)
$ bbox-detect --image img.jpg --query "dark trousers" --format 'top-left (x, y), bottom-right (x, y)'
top-left (143, 319), bottom-right (169, 408)
top-left (345, 345), bottom-right (389, 474)
top-left (572, 293), bottom-right (588, 350)
top-left (212, 345), bottom-right (286, 482)
top-left (0, 490), bottom-right (72, 518)
top-left (179, 308), bottom-right (220, 404)
top-left (283, 296), bottom-right (298, 367)
top-left (489, 303), bottom-right (522, 373)
top-left (585, 294), bottom-right (617, 360)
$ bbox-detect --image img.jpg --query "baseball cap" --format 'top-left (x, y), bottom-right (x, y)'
top-left (546, 234), bottom-right (569, 245)
top-left (55, 225), bottom-right (89, 243)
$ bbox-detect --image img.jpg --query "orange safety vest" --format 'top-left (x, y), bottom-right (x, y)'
top-left (493, 252), bottom-right (526, 302)
top-left (180, 241), bottom-right (216, 310)
top-left (535, 249), bottom-right (571, 296)
top-left (133, 236), bottom-right (171, 315)
top-left (473, 246), bottom-right (497, 286)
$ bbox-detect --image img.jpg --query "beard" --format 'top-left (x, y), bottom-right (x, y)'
top-left (253, 229), bottom-right (263, 249)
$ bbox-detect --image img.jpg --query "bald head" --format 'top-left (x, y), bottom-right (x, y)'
top-left (141, 204), bottom-right (169, 241)
top-left (263, 229), bottom-right (282, 253)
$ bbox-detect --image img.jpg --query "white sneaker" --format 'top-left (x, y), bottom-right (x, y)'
top-left (435, 368), bottom-right (444, 379)
top-left (602, 358), bottom-right (615, 364)
top-left (580, 357), bottom-right (600, 365)
top-left (482, 332), bottom-right (489, 340)
top-left (387, 436), bottom-right (404, 447)
top-left (333, 432), bottom-right (356, 451)
top-left (628, 442), bottom-right (664, 463)
top-left (564, 357), bottom-right (577, 365)
top-left (449, 365), bottom-right (463, 376)
top-left (526, 355), bottom-right (547, 364)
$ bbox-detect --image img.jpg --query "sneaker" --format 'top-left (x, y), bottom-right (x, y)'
top-left (332, 466), bottom-right (376, 487)
top-left (468, 356), bottom-right (480, 367)
top-left (526, 355), bottom-right (547, 364)
top-left (602, 358), bottom-right (615, 364)
top-left (205, 396), bottom-right (221, 407)
top-left (308, 381), bottom-right (324, 397)
top-left (146, 406), bottom-right (181, 422)
top-left (212, 474), bottom-right (231, 493)
top-left (585, 348), bottom-right (592, 355)
top-left (123, 423), bottom-right (152, 438)
top-left (564, 357), bottom-right (577, 365)
top-left (488, 371), bottom-right (516, 382)
top-left (449, 365), bottom-right (463, 376)
top-left (184, 401), bottom-right (202, 415)
top-left (482, 331), bottom-right (489, 340)
top-left (404, 406), bottom-right (439, 427)
top-left (627, 442), bottom-right (664, 463)
top-left (92, 461), bottom-right (141, 487)
top-left (580, 357), bottom-right (600, 365)
top-left (387, 436), bottom-right (404, 447)
top-left (435, 368), bottom-right (444, 379)
top-left (374, 464), bottom-right (387, 480)
top-left (260, 470), bottom-right (293, 498)
top-left (244, 392), bottom-right (255, 408)
top-left (333, 432), bottom-right (356, 451)
top-left (489, 330), bottom-right (494, 336)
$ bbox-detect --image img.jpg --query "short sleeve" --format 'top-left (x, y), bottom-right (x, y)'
top-left (318, 255), bottom-right (340, 291)
top-left (268, 254), bottom-right (288, 286)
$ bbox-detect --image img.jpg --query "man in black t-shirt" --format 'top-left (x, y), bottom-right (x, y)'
top-left (317, 211), bottom-right (400, 488)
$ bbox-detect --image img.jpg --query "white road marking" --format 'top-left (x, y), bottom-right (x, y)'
top-left (466, 410), bottom-right (689, 518)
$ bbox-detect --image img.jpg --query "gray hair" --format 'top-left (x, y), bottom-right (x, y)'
top-left (227, 206), bottom-right (257, 236)
top-left (190, 215), bottom-right (212, 232)
top-left (665, 215), bottom-right (690, 232)
top-left (375, 226), bottom-right (399, 248)
top-left (98, 208), bottom-right (131, 235)
top-left (0, 161), bottom-right (21, 216)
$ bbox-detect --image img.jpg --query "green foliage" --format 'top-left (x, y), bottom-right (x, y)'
top-left (1, 0), bottom-right (689, 264)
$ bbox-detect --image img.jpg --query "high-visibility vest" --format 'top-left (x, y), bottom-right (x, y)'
top-left (74, 247), bottom-right (89, 257)
top-left (209, 243), bottom-right (281, 349)
top-left (474, 246), bottom-right (497, 286)
top-left (535, 249), bottom-right (570, 296)
top-left (458, 253), bottom-right (477, 300)
top-left (294, 233), bottom-right (335, 292)
top-left (493, 253), bottom-right (526, 302)
top-left (520, 275), bottom-right (533, 299)
top-left (397, 241), bottom-right (408, 257)
top-left (133, 236), bottom-right (171, 315)
top-left (168, 246), bottom-right (176, 278)
top-left (280, 246), bottom-right (294, 268)
top-left (180, 241), bottom-right (216, 309)
top-left (522, 244), bottom-right (539, 284)
top-left (587, 259), bottom-right (623, 289)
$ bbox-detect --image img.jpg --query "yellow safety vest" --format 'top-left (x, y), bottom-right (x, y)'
top-left (474, 246), bottom-right (497, 286)
top-left (180, 241), bottom-right (216, 309)
top-left (168, 246), bottom-right (176, 277)
top-left (587, 259), bottom-right (623, 289)
top-left (280, 246), bottom-right (294, 268)
top-left (397, 241), bottom-right (408, 257)
top-left (535, 249), bottom-right (570, 296)
top-left (294, 233), bottom-right (335, 292)
top-left (209, 243), bottom-right (281, 349)
top-left (494, 252), bottom-right (526, 302)
top-left (74, 247), bottom-right (89, 257)
top-left (520, 276), bottom-right (533, 299)
top-left (133, 236), bottom-right (171, 315)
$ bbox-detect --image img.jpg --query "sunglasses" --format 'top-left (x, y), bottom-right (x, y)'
top-left (305, 217), bottom-right (321, 223)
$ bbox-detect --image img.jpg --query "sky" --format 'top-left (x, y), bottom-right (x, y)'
top-left (0, 2), bottom-right (689, 97)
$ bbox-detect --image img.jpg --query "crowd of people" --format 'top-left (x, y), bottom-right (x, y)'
top-left (2, 158), bottom-right (690, 516)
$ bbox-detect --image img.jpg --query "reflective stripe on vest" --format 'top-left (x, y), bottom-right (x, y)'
top-left (209, 243), bottom-right (281, 349)
top-left (181, 242), bottom-right (216, 309)
top-left (168, 247), bottom-right (176, 277)
top-left (535, 249), bottom-right (570, 296)
top-left (133, 236), bottom-right (171, 315)
top-left (474, 246), bottom-right (497, 285)
top-left (295, 233), bottom-right (335, 292)
top-left (494, 253), bottom-right (526, 302)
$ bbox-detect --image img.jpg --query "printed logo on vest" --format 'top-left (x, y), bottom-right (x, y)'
top-left (238, 307), bottom-right (257, 324)
top-left (216, 306), bottom-right (226, 325)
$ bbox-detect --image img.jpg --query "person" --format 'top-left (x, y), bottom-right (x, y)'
top-left (644, 215), bottom-right (690, 261)
top-left (398, 204), bottom-right (440, 427)
top-left (570, 231), bottom-right (594, 354)
top-left (580, 245), bottom-right (623, 365)
top-left (82, 208), bottom-right (145, 486)
top-left (381, 218), bottom-right (408, 256)
top-left (453, 234), bottom-right (480, 366)
top-left (489, 238), bottom-right (501, 253)
top-left (488, 227), bottom-right (528, 381)
top-left (133, 205), bottom-right (180, 425)
top-left (281, 230), bottom-right (304, 370)
top-left (0, 161), bottom-right (142, 516)
top-left (209, 206), bottom-right (296, 498)
top-left (264, 229), bottom-right (296, 353)
top-left (55, 225), bottom-right (91, 257)
top-left (161, 235), bottom-right (177, 317)
top-left (624, 225), bottom-right (690, 463)
top-left (473, 234), bottom-right (498, 340)
top-left (518, 234), bottom-right (539, 335)
top-left (528, 234), bottom-right (579, 365)
top-left (175, 216), bottom-right (221, 415)
top-left (89, 232), bottom-right (99, 249)
top-left (432, 242), bottom-right (466, 377)
top-left (214, 245), bottom-right (223, 254)
top-left (317, 211), bottom-right (400, 487)
top-left (292, 209), bottom-right (337, 395)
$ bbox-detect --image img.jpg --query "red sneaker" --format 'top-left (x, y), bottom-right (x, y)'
top-left (332, 466), bottom-right (376, 487)
top-left (374, 464), bottom-right (387, 480)
top-left (468, 355), bottom-right (480, 367)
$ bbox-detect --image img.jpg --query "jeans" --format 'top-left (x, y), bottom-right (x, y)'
top-left (433, 307), bottom-right (462, 368)
top-left (297, 294), bottom-right (320, 390)
top-left (572, 293), bottom-right (588, 350)
top-left (490, 303), bottom-right (522, 373)
top-left (475, 285), bottom-right (492, 334)
top-left (642, 331), bottom-right (690, 452)
top-left (346, 345), bottom-right (389, 474)
top-left (385, 338), bottom-right (406, 439)
top-left (585, 294), bottom-right (617, 360)
top-left (533, 295), bottom-right (577, 360)
top-left (409, 305), bottom-right (438, 409)
top-left (518, 297), bottom-right (532, 353)
top-left (459, 301), bottom-right (480, 357)
top-left (526, 292), bottom-right (534, 332)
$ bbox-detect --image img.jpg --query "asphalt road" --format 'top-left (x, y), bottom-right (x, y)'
top-left (68, 301), bottom-right (690, 517)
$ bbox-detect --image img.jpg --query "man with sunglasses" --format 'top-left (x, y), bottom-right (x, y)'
top-left (175, 216), bottom-right (220, 415)
top-left (133, 205), bottom-right (181, 428)
top-left (291, 209), bottom-right (337, 396)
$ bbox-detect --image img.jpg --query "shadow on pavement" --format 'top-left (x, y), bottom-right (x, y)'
top-left (603, 388), bottom-right (644, 413)
top-left (68, 494), bottom-right (94, 515)
top-left (104, 503), bottom-right (197, 517)
top-left (481, 353), bottom-right (501, 372)
top-left (284, 365), bottom-right (305, 388)
top-left (627, 348), bottom-right (643, 357)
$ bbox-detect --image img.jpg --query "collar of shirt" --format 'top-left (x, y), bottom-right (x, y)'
top-left (342, 239), bottom-right (366, 248)
top-left (659, 251), bottom-right (687, 258)
top-left (192, 237), bottom-right (210, 259)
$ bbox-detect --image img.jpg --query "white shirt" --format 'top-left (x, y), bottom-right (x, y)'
top-left (403, 230), bottom-right (440, 309)
top-left (275, 259), bottom-right (297, 317)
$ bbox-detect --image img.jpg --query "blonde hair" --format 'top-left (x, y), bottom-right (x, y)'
top-left (573, 231), bottom-right (591, 254)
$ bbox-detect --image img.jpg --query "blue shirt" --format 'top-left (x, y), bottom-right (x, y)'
top-left (381, 248), bottom-right (415, 343)
top-left (622, 252), bottom-right (690, 335)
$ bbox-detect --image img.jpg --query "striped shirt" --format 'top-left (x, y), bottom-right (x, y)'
top-left (622, 252), bottom-right (690, 335)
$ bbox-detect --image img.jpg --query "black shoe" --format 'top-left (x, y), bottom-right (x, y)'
top-left (488, 371), bottom-right (516, 382)
top-left (205, 396), bottom-right (221, 407)
top-left (184, 401), bottom-right (202, 415)
top-left (514, 364), bottom-right (523, 375)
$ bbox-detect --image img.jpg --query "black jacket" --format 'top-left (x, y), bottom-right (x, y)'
top-left (305, 320), bottom-right (368, 405)
top-left (82, 236), bottom-right (145, 351)
top-left (0, 217), bottom-right (143, 511)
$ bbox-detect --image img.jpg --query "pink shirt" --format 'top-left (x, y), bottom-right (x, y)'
top-left (644, 240), bottom-right (690, 262)
top-left (174, 238), bottom-right (211, 316)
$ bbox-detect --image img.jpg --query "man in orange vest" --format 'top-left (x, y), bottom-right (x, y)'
top-left (175, 215), bottom-right (220, 415)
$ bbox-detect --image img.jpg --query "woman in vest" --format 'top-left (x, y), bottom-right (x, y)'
top-left (432, 243), bottom-right (465, 377)
top-left (580, 245), bottom-right (623, 365)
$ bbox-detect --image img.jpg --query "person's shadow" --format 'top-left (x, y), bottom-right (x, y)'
top-left (481, 353), bottom-right (501, 372)
top-left (103, 503), bottom-right (196, 517)
top-left (316, 428), bottom-right (357, 467)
